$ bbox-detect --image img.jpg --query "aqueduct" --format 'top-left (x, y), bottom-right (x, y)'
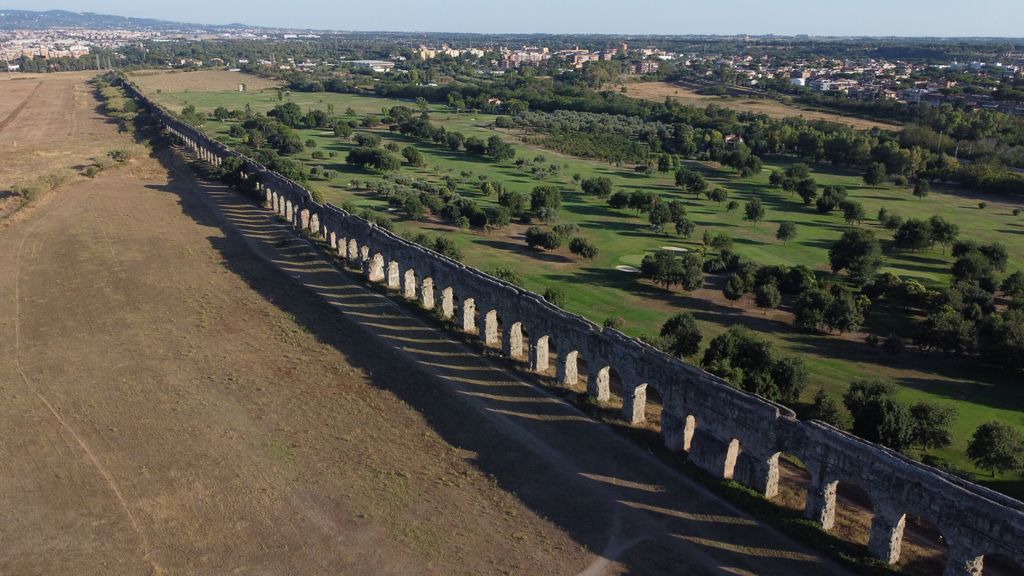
top-left (122, 77), bottom-right (1024, 576)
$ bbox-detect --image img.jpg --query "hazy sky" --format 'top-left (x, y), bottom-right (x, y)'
top-left (10, 0), bottom-right (1024, 36)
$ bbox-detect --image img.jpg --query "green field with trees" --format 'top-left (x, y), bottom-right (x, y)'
top-left (144, 80), bottom-right (1024, 497)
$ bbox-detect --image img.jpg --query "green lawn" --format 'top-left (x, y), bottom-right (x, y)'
top-left (153, 87), bottom-right (1024, 496)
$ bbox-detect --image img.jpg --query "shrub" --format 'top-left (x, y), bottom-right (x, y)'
top-left (543, 287), bottom-right (566, 307)
top-left (489, 266), bottom-right (523, 287)
top-left (569, 236), bottom-right (599, 260)
top-left (603, 316), bottom-right (625, 330)
top-left (108, 148), bottom-right (132, 163)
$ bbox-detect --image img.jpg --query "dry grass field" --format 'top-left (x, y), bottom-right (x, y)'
top-left (621, 81), bottom-right (901, 131)
top-left (127, 69), bottom-right (282, 93)
top-left (0, 153), bottom-right (601, 575)
top-left (0, 71), bottom-right (138, 219)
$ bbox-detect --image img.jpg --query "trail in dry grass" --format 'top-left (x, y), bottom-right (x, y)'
top-left (9, 186), bottom-right (165, 576)
top-left (0, 81), bottom-right (41, 134)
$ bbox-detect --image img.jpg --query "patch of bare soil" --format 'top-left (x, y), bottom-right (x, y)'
top-left (127, 69), bottom-right (282, 93)
top-left (622, 82), bottom-right (901, 131)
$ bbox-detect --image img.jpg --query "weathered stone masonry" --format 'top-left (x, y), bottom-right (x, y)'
top-left (121, 77), bottom-right (1024, 575)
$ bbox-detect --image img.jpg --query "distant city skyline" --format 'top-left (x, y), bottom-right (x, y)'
top-left (4, 1), bottom-right (1024, 37)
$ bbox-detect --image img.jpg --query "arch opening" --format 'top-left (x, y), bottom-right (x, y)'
top-left (386, 260), bottom-right (401, 290)
top-left (504, 321), bottom-right (525, 360)
top-left (483, 309), bottom-right (503, 349)
top-left (559, 350), bottom-right (583, 389)
top-left (530, 334), bottom-right (550, 374)
top-left (590, 365), bottom-right (615, 403)
top-left (403, 268), bottom-right (417, 300)
top-left (830, 481), bottom-right (876, 549)
top-left (683, 414), bottom-right (696, 453)
top-left (895, 514), bottom-right (949, 575)
top-left (723, 438), bottom-right (742, 480)
top-left (368, 253), bottom-right (385, 282)
top-left (461, 297), bottom-right (477, 334)
top-left (440, 286), bottom-right (455, 319)
top-left (347, 239), bottom-right (359, 266)
top-left (771, 453), bottom-right (811, 511)
top-left (420, 277), bottom-right (435, 310)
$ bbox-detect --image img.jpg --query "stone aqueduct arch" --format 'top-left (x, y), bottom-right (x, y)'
top-left (141, 82), bottom-right (1024, 576)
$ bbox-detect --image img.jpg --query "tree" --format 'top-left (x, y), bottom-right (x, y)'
top-left (498, 190), bottom-right (528, 215)
top-left (967, 421), bottom-right (1024, 476)
top-left (841, 201), bottom-right (866, 226)
top-left (627, 190), bottom-right (659, 215)
top-left (893, 218), bottom-right (935, 252)
top-left (843, 381), bottom-right (913, 451)
top-left (811, 389), bottom-right (851, 430)
top-left (607, 191), bottom-right (630, 210)
top-left (829, 229), bottom-right (882, 284)
top-left (863, 162), bottom-right (887, 186)
top-left (486, 135), bottom-right (515, 161)
top-left (701, 325), bottom-right (807, 403)
top-left (743, 198), bottom-right (765, 225)
top-left (928, 215), bottom-right (959, 254)
top-left (755, 282), bottom-right (782, 314)
top-left (401, 145), bottom-right (426, 167)
top-left (346, 147), bottom-right (400, 172)
top-left (913, 179), bottom-right (930, 200)
top-left (674, 217), bottom-right (696, 238)
top-left (776, 222), bottom-right (797, 244)
top-left (723, 273), bottom-right (746, 301)
top-left (683, 172), bottom-right (707, 196)
top-left (816, 185), bottom-right (847, 213)
top-left (525, 226), bottom-right (562, 250)
top-left (909, 402), bottom-right (956, 453)
top-left (825, 288), bottom-right (866, 333)
top-left (796, 178), bottom-right (818, 205)
top-left (333, 121), bottom-right (353, 138)
top-left (640, 251), bottom-right (702, 292)
top-left (581, 176), bottom-right (613, 198)
top-left (569, 237), bottom-right (599, 260)
top-left (446, 131), bottom-right (465, 151)
top-left (708, 188), bottom-right (728, 205)
top-left (678, 253), bottom-right (704, 292)
top-left (1002, 271), bottom-right (1024, 298)
top-left (659, 312), bottom-right (703, 358)
top-left (530, 184), bottom-right (561, 213)
top-left (648, 202), bottom-right (673, 232)
top-left (794, 288), bottom-right (832, 332)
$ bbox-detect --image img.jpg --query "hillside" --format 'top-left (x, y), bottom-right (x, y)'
top-left (0, 9), bottom-right (248, 31)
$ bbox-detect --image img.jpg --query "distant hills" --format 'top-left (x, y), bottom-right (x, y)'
top-left (0, 9), bottom-right (251, 31)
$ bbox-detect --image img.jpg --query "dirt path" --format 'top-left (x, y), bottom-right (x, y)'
top-left (164, 148), bottom-right (850, 575)
top-left (0, 81), bottom-right (42, 134)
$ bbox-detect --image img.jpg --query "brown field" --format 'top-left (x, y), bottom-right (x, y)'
top-left (622, 81), bottom-right (901, 131)
top-left (127, 69), bottom-right (282, 93)
top-left (0, 71), bottom-right (138, 219)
